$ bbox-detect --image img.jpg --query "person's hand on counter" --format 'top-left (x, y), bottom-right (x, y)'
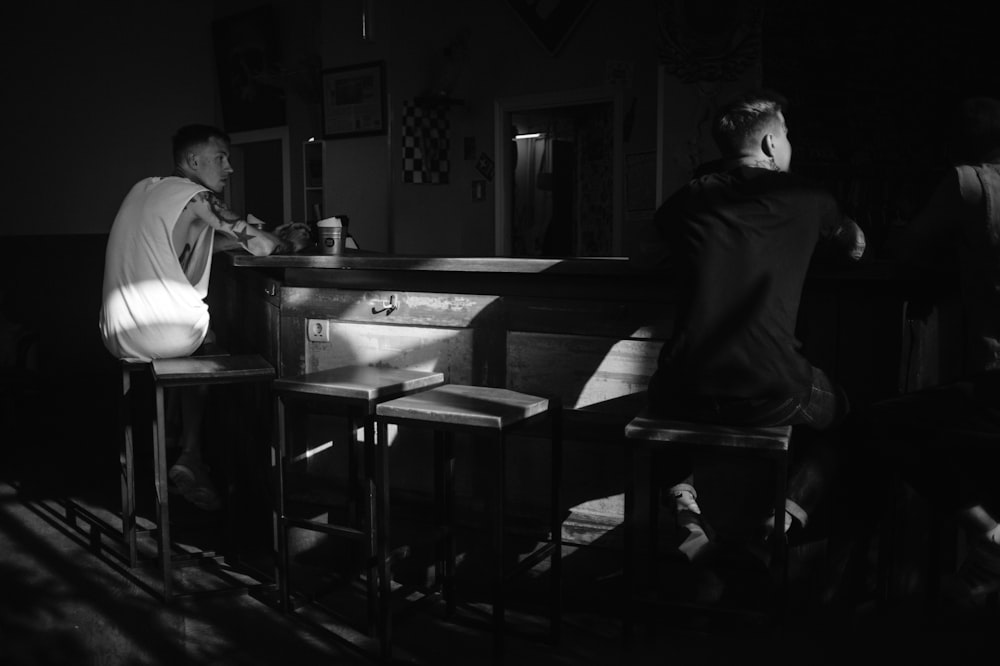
top-left (272, 222), bottom-right (313, 254)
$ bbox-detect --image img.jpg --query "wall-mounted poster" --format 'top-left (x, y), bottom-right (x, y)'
top-left (321, 61), bottom-right (387, 138)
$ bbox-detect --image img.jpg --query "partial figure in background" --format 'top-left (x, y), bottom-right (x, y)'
top-left (856, 96), bottom-right (1000, 603)
top-left (99, 124), bottom-right (310, 511)
top-left (645, 89), bottom-right (866, 560)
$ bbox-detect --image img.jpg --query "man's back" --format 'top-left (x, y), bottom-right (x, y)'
top-left (99, 176), bottom-right (212, 361)
top-left (655, 166), bottom-right (843, 402)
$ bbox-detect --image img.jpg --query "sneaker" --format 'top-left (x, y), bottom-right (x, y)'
top-left (957, 536), bottom-right (1000, 598)
top-left (666, 486), bottom-right (714, 562)
top-left (168, 462), bottom-right (222, 512)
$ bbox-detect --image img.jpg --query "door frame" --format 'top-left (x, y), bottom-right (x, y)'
top-left (494, 87), bottom-right (623, 257)
top-left (227, 126), bottom-right (292, 224)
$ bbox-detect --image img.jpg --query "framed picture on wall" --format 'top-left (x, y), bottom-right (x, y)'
top-left (321, 61), bottom-right (387, 138)
top-left (212, 5), bottom-right (286, 132)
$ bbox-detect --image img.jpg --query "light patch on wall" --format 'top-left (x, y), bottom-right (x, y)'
top-left (306, 322), bottom-right (475, 386)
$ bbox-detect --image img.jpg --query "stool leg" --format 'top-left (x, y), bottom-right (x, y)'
top-left (928, 506), bottom-right (947, 611)
top-left (771, 455), bottom-right (789, 617)
top-left (120, 366), bottom-right (139, 567)
top-left (643, 451), bottom-right (661, 640)
top-left (340, 409), bottom-right (363, 578)
top-left (549, 406), bottom-right (562, 645)
top-left (223, 385), bottom-right (238, 564)
top-left (375, 419), bottom-right (393, 662)
top-left (491, 431), bottom-right (507, 656)
top-left (363, 415), bottom-right (378, 635)
top-left (648, 455), bottom-right (660, 595)
top-left (623, 442), bottom-right (636, 643)
top-left (275, 396), bottom-right (291, 613)
top-left (348, 414), bottom-right (361, 529)
top-left (433, 431), bottom-right (444, 591)
top-left (434, 430), bottom-right (457, 616)
top-left (153, 384), bottom-right (173, 601)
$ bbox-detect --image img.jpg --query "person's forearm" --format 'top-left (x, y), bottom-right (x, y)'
top-left (212, 231), bottom-right (241, 253)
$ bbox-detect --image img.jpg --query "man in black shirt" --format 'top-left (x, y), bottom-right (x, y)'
top-left (646, 90), bottom-right (866, 559)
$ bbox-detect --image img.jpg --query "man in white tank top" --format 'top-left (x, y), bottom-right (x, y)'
top-left (99, 124), bottom-right (308, 510)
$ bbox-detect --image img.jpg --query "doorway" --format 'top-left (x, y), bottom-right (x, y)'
top-left (227, 127), bottom-right (292, 228)
top-left (495, 88), bottom-right (622, 257)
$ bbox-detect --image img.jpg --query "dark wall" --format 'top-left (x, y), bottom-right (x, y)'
top-left (1, 3), bottom-right (218, 238)
top-left (764, 2), bottom-right (1000, 250)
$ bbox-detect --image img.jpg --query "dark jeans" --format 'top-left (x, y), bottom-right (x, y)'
top-left (648, 365), bottom-right (850, 527)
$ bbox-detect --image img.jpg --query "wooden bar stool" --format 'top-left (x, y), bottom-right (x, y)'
top-left (623, 411), bottom-right (792, 637)
top-left (374, 384), bottom-right (562, 659)
top-left (121, 353), bottom-right (276, 601)
top-left (270, 365), bottom-right (445, 636)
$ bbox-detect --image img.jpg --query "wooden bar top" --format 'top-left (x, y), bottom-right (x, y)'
top-left (226, 249), bottom-right (928, 284)
top-left (229, 249), bottom-right (644, 276)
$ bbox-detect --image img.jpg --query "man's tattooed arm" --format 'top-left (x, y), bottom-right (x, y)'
top-left (187, 191), bottom-right (282, 256)
top-left (201, 191), bottom-right (254, 246)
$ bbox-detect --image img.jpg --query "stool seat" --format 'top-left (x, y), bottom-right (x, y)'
top-left (151, 354), bottom-right (274, 386)
top-left (375, 384), bottom-right (549, 428)
top-left (274, 365), bottom-right (444, 403)
top-left (625, 413), bottom-right (791, 452)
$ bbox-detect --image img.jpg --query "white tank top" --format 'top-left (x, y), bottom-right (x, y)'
top-left (99, 176), bottom-right (214, 360)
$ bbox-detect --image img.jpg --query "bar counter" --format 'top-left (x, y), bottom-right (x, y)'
top-left (208, 250), bottom-right (951, 521)
top-left (215, 250), bottom-right (939, 401)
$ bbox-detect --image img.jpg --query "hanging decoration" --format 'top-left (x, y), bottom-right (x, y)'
top-left (506, 0), bottom-right (596, 55)
top-left (656, 0), bottom-right (762, 83)
top-left (401, 101), bottom-right (451, 184)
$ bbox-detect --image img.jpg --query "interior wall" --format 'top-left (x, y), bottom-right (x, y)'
top-left (2, 1), bottom-right (218, 237)
top-left (0, 0), bottom-right (665, 255)
top-left (320, 0), bottom-right (661, 256)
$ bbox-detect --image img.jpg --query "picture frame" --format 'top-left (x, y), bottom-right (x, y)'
top-left (321, 61), bottom-right (387, 139)
top-left (212, 5), bottom-right (286, 132)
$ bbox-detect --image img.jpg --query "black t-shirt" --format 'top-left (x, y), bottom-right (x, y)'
top-left (653, 166), bottom-right (847, 403)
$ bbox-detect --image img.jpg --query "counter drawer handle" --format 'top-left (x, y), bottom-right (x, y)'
top-left (372, 294), bottom-right (398, 315)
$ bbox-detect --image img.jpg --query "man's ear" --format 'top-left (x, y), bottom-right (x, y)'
top-left (761, 133), bottom-right (775, 158)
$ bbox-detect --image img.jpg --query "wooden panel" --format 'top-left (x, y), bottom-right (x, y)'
top-left (304, 321), bottom-right (478, 386)
top-left (281, 286), bottom-right (499, 328)
top-left (207, 262), bottom-right (280, 366)
top-left (506, 296), bottom-right (673, 339)
top-left (507, 331), bottom-right (662, 409)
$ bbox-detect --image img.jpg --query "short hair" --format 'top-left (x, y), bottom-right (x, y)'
top-left (950, 97), bottom-right (1000, 164)
top-left (172, 124), bottom-right (230, 167)
top-left (711, 89), bottom-right (788, 159)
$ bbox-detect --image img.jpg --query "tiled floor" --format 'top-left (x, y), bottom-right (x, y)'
top-left (1, 417), bottom-right (997, 665)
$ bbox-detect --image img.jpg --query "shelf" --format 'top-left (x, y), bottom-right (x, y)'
top-left (303, 141), bottom-right (324, 223)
